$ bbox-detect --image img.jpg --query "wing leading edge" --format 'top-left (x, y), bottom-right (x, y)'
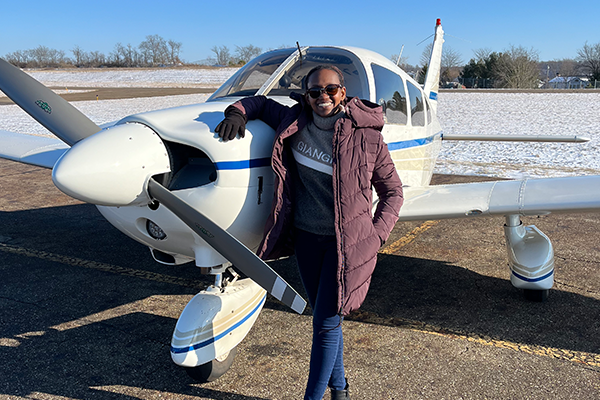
top-left (399, 176), bottom-right (600, 221)
top-left (0, 130), bottom-right (69, 169)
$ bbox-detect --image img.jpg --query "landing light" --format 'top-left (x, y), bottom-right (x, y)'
top-left (147, 219), bottom-right (167, 240)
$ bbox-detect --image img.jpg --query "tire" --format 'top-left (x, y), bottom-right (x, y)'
top-left (523, 289), bottom-right (549, 302)
top-left (184, 346), bottom-right (237, 383)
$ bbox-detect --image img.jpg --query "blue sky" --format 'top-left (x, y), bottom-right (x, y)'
top-left (2, 0), bottom-right (598, 66)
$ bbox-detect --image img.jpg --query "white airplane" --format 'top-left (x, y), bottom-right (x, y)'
top-left (1, 19), bottom-right (599, 382)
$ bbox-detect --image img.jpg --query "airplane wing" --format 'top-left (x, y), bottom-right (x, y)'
top-left (0, 130), bottom-right (69, 169)
top-left (399, 176), bottom-right (600, 221)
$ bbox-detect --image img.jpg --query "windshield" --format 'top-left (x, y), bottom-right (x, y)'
top-left (208, 49), bottom-right (295, 100)
top-left (208, 47), bottom-right (368, 101)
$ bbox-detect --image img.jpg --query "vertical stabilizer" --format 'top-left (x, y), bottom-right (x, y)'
top-left (423, 19), bottom-right (444, 113)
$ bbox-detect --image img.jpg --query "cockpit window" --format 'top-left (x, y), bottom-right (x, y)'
top-left (406, 81), bottom-right (425, 126)
top-left (208, 47), bottom-right (368, 101)
top-left (264, 49), bottom-right (367, 98)
top-left (372, 64), bottom-right (407, 125)
top-left (208, 49), bottom-right (295, 100)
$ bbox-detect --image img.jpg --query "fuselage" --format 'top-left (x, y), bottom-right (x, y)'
top-left (97, 46), bottom-right (443, 267)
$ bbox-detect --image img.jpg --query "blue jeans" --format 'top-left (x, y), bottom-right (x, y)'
top-left (295, 229), bottom-right (346, 400)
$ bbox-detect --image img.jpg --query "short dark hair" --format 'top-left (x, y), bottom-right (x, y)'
top-left (304, 65), bottom-right (345, 89)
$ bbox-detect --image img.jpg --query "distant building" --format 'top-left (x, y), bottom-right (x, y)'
top-left (548, 75), bottom-right (589, 89)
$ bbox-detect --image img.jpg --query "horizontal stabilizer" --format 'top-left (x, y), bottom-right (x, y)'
top-left (0, 130), bottom-right (69, 169)
top-left (399, 176), bottom-right (600, 221)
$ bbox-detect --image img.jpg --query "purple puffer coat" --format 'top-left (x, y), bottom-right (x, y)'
top-left (227, 93), bottom-right (403, 315)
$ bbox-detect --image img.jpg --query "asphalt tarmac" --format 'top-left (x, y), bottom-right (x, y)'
top-left (0, 87), bottom-right (215, 106)
top-left (1, 160), bottom-right (599, 400)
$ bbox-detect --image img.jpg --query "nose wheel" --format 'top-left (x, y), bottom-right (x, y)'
top-left (523, 289), bottom-right (549, 302)
top-left (181, 267), bottom-right (242, 382)
top-left (184, 347), bottom-right (238, 382)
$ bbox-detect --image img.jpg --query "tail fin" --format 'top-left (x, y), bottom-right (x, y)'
top-left (422, 19), bottom-right (444, 113)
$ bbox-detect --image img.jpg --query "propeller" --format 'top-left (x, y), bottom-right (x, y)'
top-left (1, 57), bottom-right (306, 314)
top-left (147, 178), bottom-right (306, 314)
top-left (0, 58), bottom-right (100, 145)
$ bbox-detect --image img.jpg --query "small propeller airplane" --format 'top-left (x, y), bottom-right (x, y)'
top-left (1, 19), bottom-right (599, 382)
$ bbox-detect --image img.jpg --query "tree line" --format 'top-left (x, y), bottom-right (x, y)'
top-left (2, 35), bottom-right (263, 69)
top-left (389, 41), bottom-right (599, 89)
top-left (452, 43), bottom-right (600, 89)
top-left (3, 34), bottom-right (600, 89)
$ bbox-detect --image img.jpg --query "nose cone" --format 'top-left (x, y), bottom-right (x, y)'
top-left (52, 123), bottom-right (170, 206)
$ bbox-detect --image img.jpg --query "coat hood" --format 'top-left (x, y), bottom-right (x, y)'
top-left (343, 97), bottom-right (385, 130)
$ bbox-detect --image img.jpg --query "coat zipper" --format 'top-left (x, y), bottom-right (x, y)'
top-left (333, 122), bottom-right (345, 314)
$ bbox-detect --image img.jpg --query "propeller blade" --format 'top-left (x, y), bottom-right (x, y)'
top-left (0, 58), bottom-right (100, 146)
top-left (147, 178), bottom-right (306, 314)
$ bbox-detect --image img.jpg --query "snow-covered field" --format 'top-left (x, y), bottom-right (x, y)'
top-left (437, 92), bottom-right (600, 178)
top-left (22, 67), bottom-right (239, 88)
top-left (2, 69), bottom-right (600, 179)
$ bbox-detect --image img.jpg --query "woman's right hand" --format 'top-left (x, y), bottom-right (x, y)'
top-left (215, 110), bottom-right (246, 141)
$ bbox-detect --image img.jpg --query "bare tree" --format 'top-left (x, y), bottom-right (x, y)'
top-left (420, 43), bottom-right (462, 83)
top-left (72, 45), bottom-right (88, 67)
top-left (235, 44), bottom-right (261, 64)
top-left (139, 34), bottom-right (169, 66)
top-left (167, 40), bottom-right (183, 65)
top-left (88, 51), bottom-right (106, 67)
top-left (473, 47), bottom-right (492, 63)
top-left (211, 45), bottom-right (231, 66)
top-left (576, 41), bottom-right (600, 81)
top-left (26, 46), bottom-right (68, 68)
top-left (420, 43), bottom-right (433, 69)
top-left (109, 43), bottom-right (125, 67)
top-left (494, 45), bottom-right (540, 88)
top-left (124, 44), bottom-right (138, 67)
top-left (390, 53), bottom-right (409, 69)
top-left (441, 46), bottom-right (463, 83)
top-left (4, 50), bottom-right (29, 68)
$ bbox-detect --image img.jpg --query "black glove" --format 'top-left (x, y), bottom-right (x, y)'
top-left (215, 108), bottom-right (246, 141)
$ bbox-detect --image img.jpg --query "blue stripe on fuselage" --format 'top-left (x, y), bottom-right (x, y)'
top-left (215, 157), bottom-right (271, 170)
top-left (386, 133), bottom-right (441, 151)
top-left (214, 133), bottom-right (441, 169)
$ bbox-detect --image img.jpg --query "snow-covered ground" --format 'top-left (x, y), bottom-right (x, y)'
top-left (22, 67), bottom-right (239, 88)
top-left (436, 92), bottom-right (600, 178)
top-left (2, 69), bottom-right (599, 179)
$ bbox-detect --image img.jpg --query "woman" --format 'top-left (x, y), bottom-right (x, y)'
top-left (216, 65), bottom-right (403, 400)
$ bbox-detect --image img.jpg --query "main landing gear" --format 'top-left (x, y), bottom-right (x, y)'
top-left (504, 215), bottom-right (554, 302)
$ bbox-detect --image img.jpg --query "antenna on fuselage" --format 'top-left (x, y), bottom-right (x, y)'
top-left (296, 42), bottom-right (303, 64)
top-left (395, 45), bottom-right (405, 66)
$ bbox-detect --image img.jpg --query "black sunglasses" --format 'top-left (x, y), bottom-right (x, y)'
top-left (306, 84), bottom-right (343, 99)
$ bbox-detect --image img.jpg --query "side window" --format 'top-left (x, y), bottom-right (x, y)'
top-left (425, 98), bottom-right (432, 125)
top-left (372, 64), bottom-right (407, 125)
top-left (407, 82), bottom-right (425, 127)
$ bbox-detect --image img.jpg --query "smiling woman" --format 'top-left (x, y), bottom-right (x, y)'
top-left (215, 62), bottom-right (404, 399)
